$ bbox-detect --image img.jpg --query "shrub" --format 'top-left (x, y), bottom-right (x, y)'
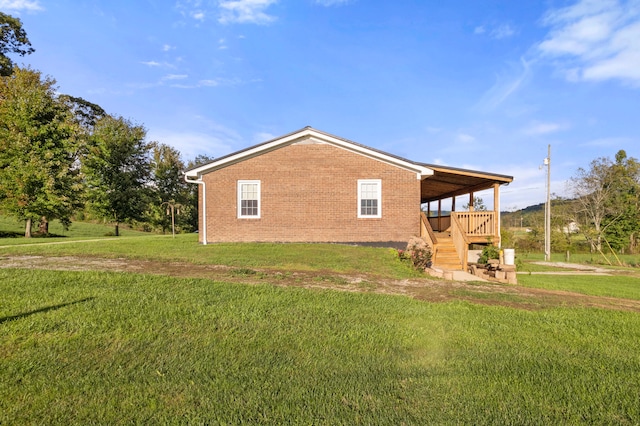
top-left (402, 237), bottom-right (433, 270)
top-left (478, 245), bottom-right (500, 264)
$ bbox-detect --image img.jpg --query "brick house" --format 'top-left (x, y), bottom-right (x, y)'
top-left (185, 127), bottom-right (513, 271)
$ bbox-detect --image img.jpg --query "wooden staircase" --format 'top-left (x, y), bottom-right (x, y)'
top-left (433, 233), bottom-right (463, 270)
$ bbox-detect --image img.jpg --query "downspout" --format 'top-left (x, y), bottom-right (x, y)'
top-left (184, 175), bottom-right (207, 245)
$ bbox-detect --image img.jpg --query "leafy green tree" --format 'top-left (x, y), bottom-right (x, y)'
top-left (83, 115), bottom-right (153, 236)
top-left (149, 143), bottom-right (192, 233)
top-left (569, 156), bottom-right (617, 253)
top-left (0, 68), bottom-right (83, 237)
top-left (463, 196), bottom-right (487, 211)
top-left (59, 94), bottom-right (106, 131)
top-left (0, 12), bottom-right (34, 76)
top-left (602, 150), bottom-right (640, 254)
top-left (569, 150), bottom-right (640, 256)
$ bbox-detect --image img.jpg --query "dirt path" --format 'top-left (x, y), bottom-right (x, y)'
top-left (2, 255), bottom-right (640, 313)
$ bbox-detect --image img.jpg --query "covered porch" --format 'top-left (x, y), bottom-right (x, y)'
top-left (417, 164), bottom-right (513, 271)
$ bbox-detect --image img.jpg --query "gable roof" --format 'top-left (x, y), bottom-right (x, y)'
top-left (185, 126), bottom-right (433, 179)
top-left (185, 126), bottom-right (513, 202)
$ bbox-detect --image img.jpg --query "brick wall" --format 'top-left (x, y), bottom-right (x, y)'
top-left (199, 142), bottom-right (421, 244)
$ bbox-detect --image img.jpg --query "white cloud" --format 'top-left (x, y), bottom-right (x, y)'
top-left (162, 74), bottom-right (188, 81)
top-left (477, 57), bottom-right (532, 111)
top-left (491, 24), bottom-right (516, 39)
top-left (198, 79), bottom-right (220, 87)
top-left (141, 61), bottom-right (162, 67)
top-left (192, 11), bottom-right (205, 20)
top-left (218, 0), bottom-right (278, 24)
top-left (538, 0), bottom-right (640, 86)
top-left (253, 132), bottom-right (276, 142)
top-left (456, 133), bottom-right (476, 143)
top-left (147, 129), bottom-right (234, 161)
top-left (524, 121), bottom-right (570, 135)
top-left (0, 0), bottom-right (43, 11)
top-left (162, 44), bottom-right (175, 52)
top-left (474, 23), bottom-right (516, 39)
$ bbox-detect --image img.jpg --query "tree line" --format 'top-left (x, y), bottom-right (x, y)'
top-left (0, 13), bottom-right (208, 237)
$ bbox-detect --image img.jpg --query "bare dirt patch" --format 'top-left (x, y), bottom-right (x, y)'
top-left (2, 255), bottom-right (640, 312)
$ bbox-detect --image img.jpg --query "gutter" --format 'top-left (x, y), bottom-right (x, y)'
top-left (184, 175), bottom-right (207, 245)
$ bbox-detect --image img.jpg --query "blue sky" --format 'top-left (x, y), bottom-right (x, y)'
top-left (3, 0), bottom-right (639, 210)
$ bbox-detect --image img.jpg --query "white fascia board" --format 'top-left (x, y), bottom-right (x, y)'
top-left (311, 131), bottom-right (434, 179)
top-left (184, 130), bottom-right (313, 178)
top-left (185, 127), bottom-right (434, 179)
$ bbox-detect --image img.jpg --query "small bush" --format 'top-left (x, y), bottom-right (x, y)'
top-left (478, 245), bottom-right (500, 264)
top-left (402, 237), bottom-right (433, 270)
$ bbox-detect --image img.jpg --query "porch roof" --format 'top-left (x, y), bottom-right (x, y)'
top-left (418, 164), bottom-right (513, 204)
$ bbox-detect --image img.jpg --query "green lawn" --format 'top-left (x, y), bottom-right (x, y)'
top-left (0, 215), bottom-right (148, 242)
top-left (0, 233), bottom-right (422, 279)
top-left (517, 273), bottom-right (640, 301)
top-left (2, 268), bottom-right (639, 424)
top-left (519, 251), bottom-right (640, 268)
top-left (2, 219), bottom-right (640, 423)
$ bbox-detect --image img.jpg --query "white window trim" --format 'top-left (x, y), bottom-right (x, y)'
top-left (237, 180), bottom-right (261, 219)
top-left (357, 179), bottom-right (382, 218)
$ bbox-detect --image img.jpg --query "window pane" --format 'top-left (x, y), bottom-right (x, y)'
top-left (361, 199), bottom-right (378, 216)
top-left (241, 199), bottom-right (258, 216)
top-left (242, 184), bottom-right (257, 200)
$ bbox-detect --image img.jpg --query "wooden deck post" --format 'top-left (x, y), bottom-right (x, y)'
top-left (494, 183), bottom-right (501, 247)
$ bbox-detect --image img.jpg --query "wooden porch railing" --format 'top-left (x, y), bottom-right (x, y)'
top-left (452, 211), bottom-right (496, 237)
top-left (450, 213), bottom-right (470, 272)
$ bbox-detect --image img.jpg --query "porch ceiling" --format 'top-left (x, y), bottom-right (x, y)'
top-left (419, 164), bottom-right (513, 204)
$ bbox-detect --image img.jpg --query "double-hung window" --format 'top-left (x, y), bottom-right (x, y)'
top-left (358, 179), bottom-right (381, 218)
top-left (238, 180), bottom-right (261, 218)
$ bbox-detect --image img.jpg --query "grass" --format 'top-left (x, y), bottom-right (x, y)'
top-left (517, 273), bottom-right (640, 301)
top-left (0, 233), bottom-right (422, 279)
top-left (0, 215), bottom-right (148, 243)
top-left (2, 268), bottom-right (640, 424)
top-left (518, 251), bottom-right (640, 268)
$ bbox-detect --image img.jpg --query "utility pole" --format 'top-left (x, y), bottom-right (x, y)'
top-left (544, 145), bottom-right (551, 261)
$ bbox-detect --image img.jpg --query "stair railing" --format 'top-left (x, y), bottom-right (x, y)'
top-left (420, 212), bottom-right (439, 264)
top-left (450, 213), bottom-right (470, 272)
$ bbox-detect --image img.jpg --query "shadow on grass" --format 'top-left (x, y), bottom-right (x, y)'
top-left (0, 297), bottom-right (95, 325)
top-left (0, 231), bottom-right (67, 238)
top-left (0, 231), bottom-right (23, 238)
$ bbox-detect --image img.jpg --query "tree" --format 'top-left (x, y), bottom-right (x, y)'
top-left (149, 143), bottom-right (192, 233)
top-left (83, 115), bottom-right (153, 236)
top-left (0, 12), bottom-right (34, 76)
top-left (568, 150), bottom-right (640, 256)
top-left (59, 94), bottom-right (106, 131)
top-left (463, 196), bottom-right (487, 211)
top-left (602, 150), bottom-right (640, 254)
top-left (0, 67), bottom-right (83, 237)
